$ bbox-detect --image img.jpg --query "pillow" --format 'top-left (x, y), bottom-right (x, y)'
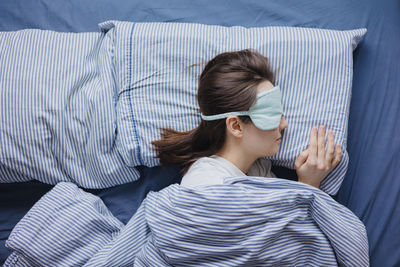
top-left (0, 27), bottom-right (140, 188)
top-left (99, 20), bottom-right (366, 195)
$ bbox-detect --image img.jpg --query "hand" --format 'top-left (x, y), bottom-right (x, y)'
top-left (295, 125), bottom-right (342, 189)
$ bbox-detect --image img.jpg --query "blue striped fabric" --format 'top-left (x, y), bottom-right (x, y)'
top-left (0, 26), bottom-right (140, 188)
top-left (4, 178), bottom-right (369, 266)
top-left (107, 20), bottom-right (367, 195)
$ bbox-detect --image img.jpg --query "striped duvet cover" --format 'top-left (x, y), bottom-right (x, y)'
top-left (5, 177), bottom-right (369, 266)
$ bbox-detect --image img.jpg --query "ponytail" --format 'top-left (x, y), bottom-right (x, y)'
top-left (151, 120), bottom-right (226, 175)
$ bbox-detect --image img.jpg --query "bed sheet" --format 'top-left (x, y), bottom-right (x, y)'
top-left (1, 0), bottom-right (399, 266)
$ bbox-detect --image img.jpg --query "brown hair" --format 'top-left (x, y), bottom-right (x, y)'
top-left (151, 48), bottom-right (275, 175)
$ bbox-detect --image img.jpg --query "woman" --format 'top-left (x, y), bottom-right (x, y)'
top-left (151, 48), bottom-right (342, 189)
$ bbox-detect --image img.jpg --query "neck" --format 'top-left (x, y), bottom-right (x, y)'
top-left (215, 146), bottom-right (257, 175)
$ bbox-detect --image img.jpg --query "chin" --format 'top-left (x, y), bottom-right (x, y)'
top-left (268, 147), bottom-right (280, 157)
top-left (262, 145), bottom-right (280, 157)
top-left (264, 151), bottom-right (277, 157)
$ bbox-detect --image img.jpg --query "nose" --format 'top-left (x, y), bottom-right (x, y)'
top-left (279, 115), bottom-right (288, 131)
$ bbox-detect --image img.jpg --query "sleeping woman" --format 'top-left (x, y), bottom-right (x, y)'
top-left (151, 48), bottom-right (342, 189)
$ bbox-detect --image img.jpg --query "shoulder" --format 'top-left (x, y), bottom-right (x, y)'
top-left (180, 157), bottom-right (226, 188)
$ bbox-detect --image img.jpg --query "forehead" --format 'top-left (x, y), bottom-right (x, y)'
top-left (257, 80), bottom-right (275, 94)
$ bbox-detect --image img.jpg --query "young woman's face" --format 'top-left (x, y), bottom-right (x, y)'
top-left (242, 80), bottom-right (288, 157)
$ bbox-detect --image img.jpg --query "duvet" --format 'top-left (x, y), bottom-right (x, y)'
top-left (4, 176), bottom-right (368, 266)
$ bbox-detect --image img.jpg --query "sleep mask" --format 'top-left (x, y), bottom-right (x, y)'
top-left (200, 85), bottom-right (284, 130)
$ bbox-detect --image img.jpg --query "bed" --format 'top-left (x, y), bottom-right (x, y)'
top-left (0, 0), bottom-right (399, 266)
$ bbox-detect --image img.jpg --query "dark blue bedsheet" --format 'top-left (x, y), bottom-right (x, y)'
top-left (1, 0), bottom-right (399, 266)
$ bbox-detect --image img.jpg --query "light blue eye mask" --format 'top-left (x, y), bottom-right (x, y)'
top-left (200, 85), bottom-right (284, 130)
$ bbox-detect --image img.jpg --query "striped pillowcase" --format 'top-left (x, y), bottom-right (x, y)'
top-left (0, 26), bottom-right (140, 188)
top-left (100, 21), bottom-right (366, 195)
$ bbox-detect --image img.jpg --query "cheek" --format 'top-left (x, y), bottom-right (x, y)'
top-left (262, 133), bottom-right (278, 147)
top-left (262, 132), bottom-right (281, 151)
top-left (249, 129), bottom-right (276, 147)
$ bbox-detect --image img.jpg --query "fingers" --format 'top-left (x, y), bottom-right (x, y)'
top-left (309, 125), bottom-right (343, 168)
top-left (326, 130), bottom-right (335, 164)
top-left (309, 127), bottom-right (317, 163)
top-left (317, 125), bottom-right (325, 159)
top-left (295, 149), bottom-right (309, 169)
top-left (332, 144), bottom-right (343, 167)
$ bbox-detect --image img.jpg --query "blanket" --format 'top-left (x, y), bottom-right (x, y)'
top-left (4, 177), bottom-right (369, 266)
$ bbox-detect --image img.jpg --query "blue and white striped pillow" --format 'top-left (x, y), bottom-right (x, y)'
top-left (0, 26), bottom-right (140, 188)
top-left (100, 21), bottom-right (366, 195)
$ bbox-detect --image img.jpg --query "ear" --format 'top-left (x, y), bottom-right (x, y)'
top-left (225, 115), bottom-right (244, 138)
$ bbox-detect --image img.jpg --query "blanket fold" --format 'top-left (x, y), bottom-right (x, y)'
top-left (4, 177), bottom-right (369, 266)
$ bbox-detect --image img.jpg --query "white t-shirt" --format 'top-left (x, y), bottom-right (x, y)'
top-left (180, 155), bottom-right (276, 188)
